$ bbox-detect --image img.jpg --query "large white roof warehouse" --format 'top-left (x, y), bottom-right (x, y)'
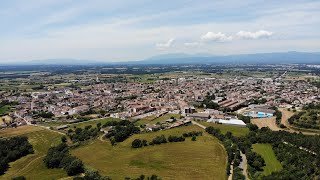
top-left (217, 119), bottom-right (246, 126)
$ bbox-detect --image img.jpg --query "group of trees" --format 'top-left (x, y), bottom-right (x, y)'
top-left (237, 114), bottom-right (251, 124)
top-left (0, 136), bottom-right (33, 175)
top-left (247, 127), bottom-right (320, 179)
top-left (287, 103), bottom-right (320, 130)
top-left (102, 120), bottom-right (132, 128)
top-left (131, 139), bottom-right (148, 148)
top-left (200, 93), bottom-right (220, 109)
top-left (35, 111), bottom-right (54, 118)
top-left (124, 174), bottom-right (161, 180)
top-left (43, 143), bottom-right (84, 176)
top-left (272, 107), bottom-right (283, 127)
top-left (67, 125), bottom-right (101, 143)
top-left (132, 131), bottom-right (201, 148)
top-left (167, 135), bottom-right (186, 142)
top-left (205, 126), bottom-right (266, 178)
top-left (182, 131), bottom-right (202, 137)
top-left (104, 120), bottom-right (140, 145)
top-left (205, 127), bottom-right (245, 177)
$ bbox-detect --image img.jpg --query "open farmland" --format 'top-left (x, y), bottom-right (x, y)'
top-left (0, 126), bottom-right (67, 180)
top-left (252, 144), bottom-right (283, 177)
top-left (72, 125), bottom-right (227, 180)
top-left (196, 121), bottom-right (249, 137)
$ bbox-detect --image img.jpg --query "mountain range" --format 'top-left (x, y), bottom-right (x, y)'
top-left (2, 51), bottom-right (320, 65)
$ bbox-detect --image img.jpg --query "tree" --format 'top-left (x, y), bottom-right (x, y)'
top-left (65, 159), bottom-right (84, 176)
top-left (132, 139), bottom-right (143, 148)
top-left (191, 136), bottom-right (197, 141)
top-left (61, 136), bottom-right (67, 143)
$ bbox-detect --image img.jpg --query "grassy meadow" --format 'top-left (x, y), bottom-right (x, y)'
top-left (136, 113), bottom-right (181, 125)
top-left (252, 144), bottom-right (283, 177)
top-left (0, 126), bottom-right (68, 180)
top-left (0, 105), bottom-right (10, 115)
top-left (72, 125), bottom-right (227, 180)
top-left (197, 121), bottom-right (249, 137)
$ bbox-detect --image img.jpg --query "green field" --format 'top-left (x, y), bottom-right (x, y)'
top-left (0, 105), bottom-right (10, 115)
top-left (252, 144), bottom-right (283, 177)
top-left (0, 126), bottom-right (68, 180)
top-left (39, 117), bottom-right (120, 130)
top-left (67, 118), bottom-right (120, 130)
top-left (136, 113), bottom-right (181, 125)
top-left (72, 125), bottom-right (227, 180)
top-left (197, 121), bottom-right (249, 137)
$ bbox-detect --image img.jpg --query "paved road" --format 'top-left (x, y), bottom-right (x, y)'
top-left (240, 152), bottom-right (249, 180)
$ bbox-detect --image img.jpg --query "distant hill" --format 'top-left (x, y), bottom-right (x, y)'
top-left (2, 51), bottom-right (320, 65)
top-left (137, 51), bottom-right (320, 64)
top-left (26, 59), bottom-right (104, 65)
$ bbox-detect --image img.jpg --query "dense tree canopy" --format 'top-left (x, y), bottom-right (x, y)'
top-left (0, 136), bottom-right (33, 175)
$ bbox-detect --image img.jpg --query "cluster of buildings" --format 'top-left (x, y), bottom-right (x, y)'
top-left (1, 73), bottom-right (319, 127)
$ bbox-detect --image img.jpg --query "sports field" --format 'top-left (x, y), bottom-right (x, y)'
top-left (252, 143), bottom-right (283, 177)
top-left (197, 121), bottom-right (249, 137)
top-left (0, 126), bottom-right (68, 180)
top-left (72, 125), bottom-right (227, 180)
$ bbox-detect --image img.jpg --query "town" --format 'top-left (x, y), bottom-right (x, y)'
top-left (1, 64), bottom-right (320, 180)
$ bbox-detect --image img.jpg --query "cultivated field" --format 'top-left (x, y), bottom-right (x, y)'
top-left (197, 121), bottom-right (249, 137)
top-left (72, 125), bottom-right (227, 180)
top-left (251, 117), bottom-right (281, 131)
top-left (252, 144), bottom-right (282, 177)
top-left (0, 126), bottom-right (67, 180)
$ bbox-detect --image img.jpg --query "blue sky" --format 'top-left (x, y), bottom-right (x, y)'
top-left (0, 0), bottom-right (319, 62)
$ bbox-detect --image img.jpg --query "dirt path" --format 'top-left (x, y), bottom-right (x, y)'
top-left (252, 109), bottom-right (319, 135)
top-left (15, 155), bottom-right (45, 175)
top-left (191, 121), bottom-right (206, 129)
top-left (31, 124), bottom-right (66, 135)
top-left (279, 108), bottom-right (319, 135)
top-left (279, 108), bottom-right (294, 127)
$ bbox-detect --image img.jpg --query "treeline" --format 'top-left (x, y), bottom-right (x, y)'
top-left (244, 124), bottom-right (320, 179)
top-left (237, 114), bottom-right (251, 124)
top-left (67, 124), bottom-right (101, 143)
top-left (0, 100), bottom-right (18, 106)
top-left (74, 171), bottom-right (161, 180)
top-left (206, 126), bottom-right (266, 179)
top-left (43, 143), bottom-right (84, 176)
top-left (104, 120), bottom-right (140, 145)
top-left (32, 111), bottom-right (54, 118)
top-left (0, 136), bottom-right (33, 175)
top-left (272, 107), bottom-right (283, 127)
top-left (132, 131), bottom-right (202, 148)
top-left (288, 103), bottom-right (320, 130)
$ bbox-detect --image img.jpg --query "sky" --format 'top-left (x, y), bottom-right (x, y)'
top-left (0, 0), bottom-right (319, 62)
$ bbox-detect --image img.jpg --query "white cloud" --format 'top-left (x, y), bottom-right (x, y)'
top-left (156, 38), bottom-right (175, 48)
top-left (201, 32), bottom-right (233, 42)
top-left (236, 30), bottom-right (273, 39)
top-left (184, 42), bottom-right (200, 47)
